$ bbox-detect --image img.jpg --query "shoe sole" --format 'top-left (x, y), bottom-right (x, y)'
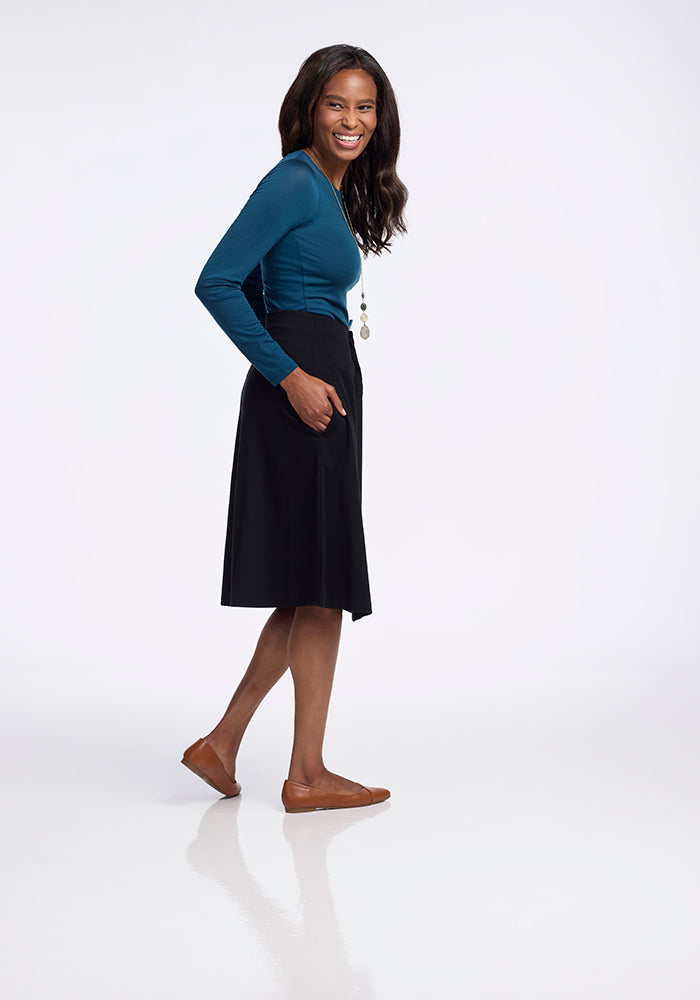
top-left (283, 796), bottom-right (389, 814)
top-left (181, 757), bottom-right (241, 798)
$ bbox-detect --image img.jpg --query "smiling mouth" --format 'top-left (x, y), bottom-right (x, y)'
top-left (333, 133), bottom-right (362, 146)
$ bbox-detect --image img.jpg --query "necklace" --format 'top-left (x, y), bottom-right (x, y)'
top-left (305, 149), bottom-right (370, 340)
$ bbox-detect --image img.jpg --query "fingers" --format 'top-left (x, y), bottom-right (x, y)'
top-left (306, 411), bottom-right (328, 433)
top-left (313, 384), bottom-right (345, 433)
top-left (314, 407), bottom-right (333, 433)
top-left (285, 375), bottom-right (346, 433)
top-left (308, 409), bottom-right (333, 434)
top-left (301, 406), bottom-right (331, 434)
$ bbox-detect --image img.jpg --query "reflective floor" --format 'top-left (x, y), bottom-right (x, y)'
top-left (3, 661), bottom-right (699, 998)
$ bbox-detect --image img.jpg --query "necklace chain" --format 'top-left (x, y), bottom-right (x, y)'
top-left (305, 149), bottom-right (370, 340)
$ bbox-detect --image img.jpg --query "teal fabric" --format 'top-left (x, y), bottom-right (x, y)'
top-left (194, 150), bottom-right (362, 386)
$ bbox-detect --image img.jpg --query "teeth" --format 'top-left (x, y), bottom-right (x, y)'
top-left (334, 133), bottom-right (361, 143)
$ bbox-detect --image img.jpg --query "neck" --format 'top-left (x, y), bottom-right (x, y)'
top-left (304, 145), bottom-right (347, 190)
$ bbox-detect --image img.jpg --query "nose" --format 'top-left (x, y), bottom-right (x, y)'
top-left (341, 108), bottom-right (359, 130)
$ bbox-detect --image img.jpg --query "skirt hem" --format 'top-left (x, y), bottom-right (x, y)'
top-left (220, 596), bottom-right (372, 623)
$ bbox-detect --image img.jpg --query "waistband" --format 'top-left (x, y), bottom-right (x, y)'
top-left (266, 309), bottom-right (351, 338)
top-left (264, 310), bottom-right (359, 377)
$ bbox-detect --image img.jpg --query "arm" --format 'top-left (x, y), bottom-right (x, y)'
top-left (240, 263), bottom-right (265, 325)
top-left (194, 160), bottom-right (318, 386)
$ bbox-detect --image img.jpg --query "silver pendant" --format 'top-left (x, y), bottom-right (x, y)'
top-left (360, 324), bottom-right (370, 339)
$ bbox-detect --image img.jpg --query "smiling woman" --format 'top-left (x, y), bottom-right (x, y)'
top-left (279, 46), bottom-right (407, 254)
top-left (307, 73), bottom-right (378, 178)
top-left (185, 44), bottom-right (408, 814)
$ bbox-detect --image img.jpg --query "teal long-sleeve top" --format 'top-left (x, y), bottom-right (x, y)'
top-left (194, 150), bottom-right (362, 386)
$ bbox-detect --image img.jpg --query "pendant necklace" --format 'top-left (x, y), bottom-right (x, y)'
top-left (305, 149), bottom-right (371, 340)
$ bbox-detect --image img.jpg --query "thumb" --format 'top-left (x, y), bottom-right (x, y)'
top-left (327, 384), bottom-right (346, 416)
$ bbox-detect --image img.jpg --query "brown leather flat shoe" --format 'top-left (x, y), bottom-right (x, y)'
top-left (282, 778), bottom-right (390, 813)
top-left (181, 737), bottom-right (241, 798)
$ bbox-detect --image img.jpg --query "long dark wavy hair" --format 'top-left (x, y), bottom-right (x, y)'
top-left (279, 44), bottom-right (408, 256)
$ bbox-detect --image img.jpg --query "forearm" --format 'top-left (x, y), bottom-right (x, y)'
top-left (195, 272), bottom-right (297, 385)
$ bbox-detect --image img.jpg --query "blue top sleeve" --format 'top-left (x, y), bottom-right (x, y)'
top-left (194, 158), bottom-right (320, 386)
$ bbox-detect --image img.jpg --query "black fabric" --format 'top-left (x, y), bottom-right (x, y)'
top-left (220, 310), bottom-right (372, 621)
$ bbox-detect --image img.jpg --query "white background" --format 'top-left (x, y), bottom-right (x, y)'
top-left (2, 1), bottom-right (699, 997)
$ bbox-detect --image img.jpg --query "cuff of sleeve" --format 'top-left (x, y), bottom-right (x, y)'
top-left (265, 354), bottom-right (299, 387)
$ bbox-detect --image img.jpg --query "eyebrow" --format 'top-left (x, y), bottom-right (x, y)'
top-left (324, 94), bottom-right (376, 105)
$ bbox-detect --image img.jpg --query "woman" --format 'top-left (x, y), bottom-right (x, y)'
top-left (182, 44), bottom-right (408, 813)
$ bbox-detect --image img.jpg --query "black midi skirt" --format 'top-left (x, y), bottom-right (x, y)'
top-left (220, 310), bottom-right (372, 621)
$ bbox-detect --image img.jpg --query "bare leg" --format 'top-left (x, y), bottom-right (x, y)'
top-left (205, 607), bottom-right (295, 777)
top-left (286, 605), bottom-right (365, 795)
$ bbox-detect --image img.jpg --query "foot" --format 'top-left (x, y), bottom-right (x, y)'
top-left (287, 768), bottom-right (366, 796)
top-left (282, 773), bottom-right (390, 813)
top-left (181, 737), bottom-right (241, 798)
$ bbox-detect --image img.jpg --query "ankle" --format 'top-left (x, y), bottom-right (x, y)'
top-left (205, 729), bottom-right (240, 760)
top-left (288, 764), bottom-right (328, 786)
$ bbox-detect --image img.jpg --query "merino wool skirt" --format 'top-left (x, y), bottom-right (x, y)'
top-left (220, 310), bottom-right (372, 621)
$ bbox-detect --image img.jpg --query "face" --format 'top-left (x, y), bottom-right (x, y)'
top-left (310, 69), bottom-right (378, 169)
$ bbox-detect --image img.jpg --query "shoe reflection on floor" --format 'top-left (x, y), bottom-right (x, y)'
top-left (186, 797), bottom-right (389, 996)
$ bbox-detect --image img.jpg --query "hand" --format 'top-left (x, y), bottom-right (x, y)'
top-left (280, 367), bottom-right (346, 433)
